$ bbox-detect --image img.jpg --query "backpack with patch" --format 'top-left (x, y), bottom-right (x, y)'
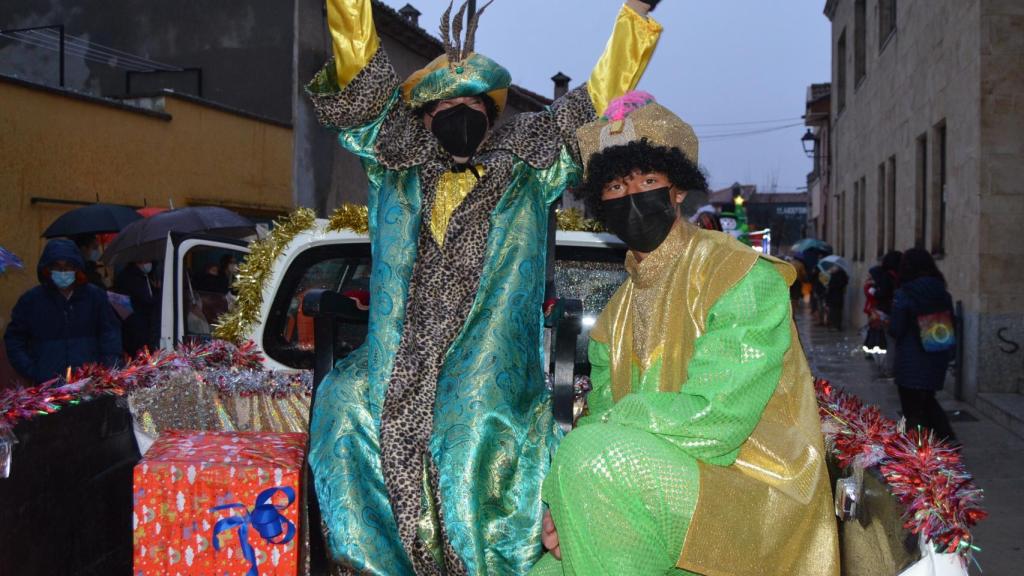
top-left (916, 309), bottom-right (956, 353)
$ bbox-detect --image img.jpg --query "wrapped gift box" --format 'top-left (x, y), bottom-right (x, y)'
top-left (133, 430), bottom-right (307, 576)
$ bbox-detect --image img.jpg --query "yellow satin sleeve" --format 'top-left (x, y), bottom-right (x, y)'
top-left (587, 4), bottom-right (663, 117)
top-left (327, 0), bottom-right (381, 88)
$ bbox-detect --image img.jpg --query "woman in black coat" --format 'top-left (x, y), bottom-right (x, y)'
top-left (824, 267), bottom-right (849, 330)
top-left (114, 261), bottom-right (160, 355)
top-left (889, 248), bottom-right (957, 442)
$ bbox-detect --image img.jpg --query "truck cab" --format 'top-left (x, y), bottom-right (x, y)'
top-left (159, 222), bottom-right (627, 375)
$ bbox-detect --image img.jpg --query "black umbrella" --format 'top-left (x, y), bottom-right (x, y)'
top-left (42, 203), bottom-right (142, 238)
top-left (102, 206), bottom-right (255, 268)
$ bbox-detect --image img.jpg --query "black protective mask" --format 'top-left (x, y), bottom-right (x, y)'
top-left (430, 103), bottom-right (489, 159)
top-left (602, 187), bottom-right (678, 253)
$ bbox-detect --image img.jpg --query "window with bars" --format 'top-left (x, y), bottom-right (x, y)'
top-left (931, 121), bottom-right (947, 255)
top-left (887, 155), bottom-right (896, 251)
top-left (879, 0), bottom-right (897, 50)
top-left (852, 181), bottom-right (860, 261)
top-left (915, 133), bottom-right (928, 248)
top-left (856, 176), bottom-right (867, 262)
top-left (837, 29), bottom-right (847, 112)
top-left (877, 162), bottom-right (886, 259)
top-left (855, 0), bottom-right (867, 85)
top-left (837, 190), bottom-right (847, 256)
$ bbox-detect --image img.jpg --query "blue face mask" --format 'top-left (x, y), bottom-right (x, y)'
top-left (139, 262), bottom-right (153, 274)
top-left (50, 270), bottom-right (76, 289)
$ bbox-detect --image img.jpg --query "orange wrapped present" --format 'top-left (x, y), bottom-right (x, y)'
top-left (133, 430), bottom-right (307, 576)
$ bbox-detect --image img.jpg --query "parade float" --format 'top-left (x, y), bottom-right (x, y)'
top-left (0, 209), bottom-right (985, 575)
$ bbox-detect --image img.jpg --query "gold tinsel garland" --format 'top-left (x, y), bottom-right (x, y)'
top-left (213, 208), bottom-right (317, 343)
top-left (214, 204), bottom-right (601, 343)
top-left (555, 208), bottom-right (605, 232)
top-left (326, 203), bottom-right (369, 234)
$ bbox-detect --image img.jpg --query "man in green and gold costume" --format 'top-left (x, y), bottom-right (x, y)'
top-left (306, 1), bottom-right (664, 574)
top-left (531, 94), bottom-right (840, 575)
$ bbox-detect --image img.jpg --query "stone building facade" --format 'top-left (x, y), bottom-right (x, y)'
top-left (823, 0), bottom-right (1024, 411)
top-left (804, 83), bottom-right (831, 241)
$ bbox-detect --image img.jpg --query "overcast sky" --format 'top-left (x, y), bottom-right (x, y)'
top-left (382, 0), bottom-right (832, 192)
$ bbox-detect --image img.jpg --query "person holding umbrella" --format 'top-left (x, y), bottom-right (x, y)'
top-left (114, 260), bottom-right (160, 355)
top-left (819, 255), bottom-right (851, 331)
top-left (43, 203), bottom-right (144, 289)
top-left (101, 206), bottom-right (254, 269)
top-left (4, 239), bottom-right (122, 384)
top-left (70, 234), bottom-right (106, 289)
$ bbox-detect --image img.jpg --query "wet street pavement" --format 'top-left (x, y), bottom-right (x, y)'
top-left (796, 305), bottom-right (1024, 575)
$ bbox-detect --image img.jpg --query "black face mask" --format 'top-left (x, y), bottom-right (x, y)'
top-left (430, 103), bottom-right (489, 159)
top-left (602, 187), bottom-right (678, 253)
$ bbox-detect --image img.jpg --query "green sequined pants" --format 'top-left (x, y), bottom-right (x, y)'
top-left (528, 423), bottom-right (701, 576)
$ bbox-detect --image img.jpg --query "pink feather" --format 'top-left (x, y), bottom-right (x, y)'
top-left (602, 90), bottom-right (657, 122)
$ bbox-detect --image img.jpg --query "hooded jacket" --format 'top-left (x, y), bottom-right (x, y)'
top-left (889, 276), bottom-right (954, 390)
top-left (4, 239), bottom-right (122, 384)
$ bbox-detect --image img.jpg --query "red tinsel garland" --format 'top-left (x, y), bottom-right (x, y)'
top-left (3, 360), bottom-right (986, 557)
top-left (815, 378), bottom-right (986, 557)
top-left (1, 340), bottom-right (280, 432)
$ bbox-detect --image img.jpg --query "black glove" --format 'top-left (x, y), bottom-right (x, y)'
top-left (639, 0), bottom-right (661, 11)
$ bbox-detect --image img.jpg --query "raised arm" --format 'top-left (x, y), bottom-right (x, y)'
top-left (529, 2), bottom-right (662, 176)
top-left (587, 2), bottom-right (663, 117)
top-left (307, 0), bottom-right (403, 144)
top-left (327, 0), bottom-right (380, 89)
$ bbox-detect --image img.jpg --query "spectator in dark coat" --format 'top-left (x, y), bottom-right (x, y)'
top-left (869, 250), bottom-right (902, 317)
top-left (71, 234), bottom-right (107, 289)
top-left (868, 250), bottom-right (902, 374)
top-left (824, 267), bottom-right (849, 330)
top-left (4, 239), bottom-right (122, 384)
top-left (114, 261), bottom-right (160, 356)
top-left (889, 248), bottom-right (956, 442)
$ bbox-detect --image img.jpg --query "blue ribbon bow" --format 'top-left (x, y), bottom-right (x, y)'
top-left (210, 486), bottom-right (296, 576)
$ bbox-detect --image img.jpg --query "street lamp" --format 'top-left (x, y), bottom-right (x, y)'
top-left (801, 129), bottom-right (817, 158)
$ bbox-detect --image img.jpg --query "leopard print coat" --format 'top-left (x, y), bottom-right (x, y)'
top-left (309, 48), bottom-right (595, 575)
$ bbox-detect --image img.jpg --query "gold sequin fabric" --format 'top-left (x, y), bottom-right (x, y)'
top-left (430, 167), bottom-right (484, 247)
top-left (582, 223), bottom-right (839, 575)
top-left (577, 102), bottom-right (700, 174)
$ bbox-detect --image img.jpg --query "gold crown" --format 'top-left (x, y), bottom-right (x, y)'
top-left (576, 102), bottom-right (699, 174)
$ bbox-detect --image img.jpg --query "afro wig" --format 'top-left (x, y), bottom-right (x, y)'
top-left (575, 139), bottom-right (708, 223)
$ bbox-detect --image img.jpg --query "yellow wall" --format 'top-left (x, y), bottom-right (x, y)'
top-left (0, 77), bottom-right (294, 331)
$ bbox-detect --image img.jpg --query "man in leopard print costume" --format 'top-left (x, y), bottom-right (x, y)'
top-left (306, 1), bottom-right (662, 573)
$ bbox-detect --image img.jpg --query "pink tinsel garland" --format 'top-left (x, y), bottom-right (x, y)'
top-left (815, 379), bottom-right (986, 557)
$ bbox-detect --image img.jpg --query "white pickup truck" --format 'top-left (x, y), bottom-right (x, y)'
top-left (155, 221), bottom-right (626, 376)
